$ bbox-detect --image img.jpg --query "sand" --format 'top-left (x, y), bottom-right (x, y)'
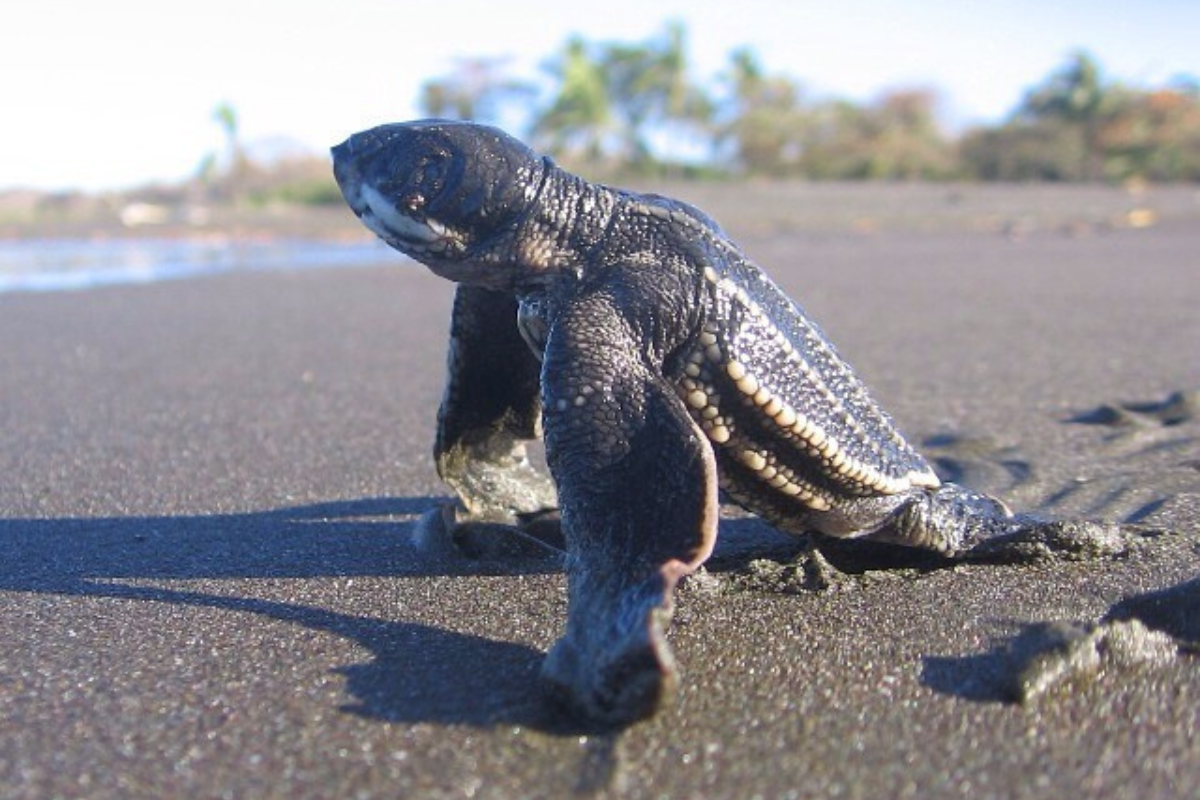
top-left (1, 184), bottom-right (1198, 799)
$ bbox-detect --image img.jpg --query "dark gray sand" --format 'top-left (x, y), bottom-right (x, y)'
top-left (2, 186), bottom-right (1199, 799)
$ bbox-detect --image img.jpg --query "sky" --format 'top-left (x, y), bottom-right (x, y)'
top-left (4, 0), bottom-right (1199, 192)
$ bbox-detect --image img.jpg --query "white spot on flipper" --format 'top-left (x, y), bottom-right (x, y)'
top-left (736, 372), bottom-right (760, 397)
top-left (774, 404), bottom-right (797, 429)
top-left (740, 449), bottom-right (767, 472)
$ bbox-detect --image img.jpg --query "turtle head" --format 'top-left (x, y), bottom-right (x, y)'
top-left (332, 120), bottom-right (546, 287)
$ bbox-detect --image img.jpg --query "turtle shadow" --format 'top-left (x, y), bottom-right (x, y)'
top-left (0, 496), bottom-right (563, 587)
top-left (708, 513), bottom-right (953, 575)
top-left (0, 497), bottom-right (602, 734)
top-left (3, 497), bottom-right (1050, 733)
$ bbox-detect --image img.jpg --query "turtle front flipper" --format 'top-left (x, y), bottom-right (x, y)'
top-left (538, 294), bottom-right (719, 728)
top-left (422, 286), bottom-right (559, 554)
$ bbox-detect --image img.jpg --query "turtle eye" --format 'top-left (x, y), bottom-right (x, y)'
top-left (412, 150), bottom-right (450, 194)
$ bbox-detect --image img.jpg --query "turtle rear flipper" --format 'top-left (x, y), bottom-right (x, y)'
top-left (834, 482), bottom-right (1017, 555)
top-left (538, 292), bottom-right (719, 727)
top-left (837, 482), bottom-right (1127, 564)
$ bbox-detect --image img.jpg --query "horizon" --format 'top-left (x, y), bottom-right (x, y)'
top-left (5, 0), bottom-right (1199, 193)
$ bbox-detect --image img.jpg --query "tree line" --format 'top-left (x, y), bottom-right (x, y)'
top-left (419, 22), bottom-right (1200, 183)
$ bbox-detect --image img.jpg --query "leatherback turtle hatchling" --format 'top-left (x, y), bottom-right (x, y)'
top-left (331, 120), bottom-right (1064, 727)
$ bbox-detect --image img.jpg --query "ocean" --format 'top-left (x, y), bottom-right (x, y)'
top-left (0, 238), bottom-right (399, 294)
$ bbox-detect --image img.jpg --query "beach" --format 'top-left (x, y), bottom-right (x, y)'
top-left (1, 184), bottom-right (1198, 799)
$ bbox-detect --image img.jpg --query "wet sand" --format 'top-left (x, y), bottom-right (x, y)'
top-left (1, 185), bottom-right (1198, 799)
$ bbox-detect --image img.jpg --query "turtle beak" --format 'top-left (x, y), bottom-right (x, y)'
top-left (331, 138), bottom-right (365, 215)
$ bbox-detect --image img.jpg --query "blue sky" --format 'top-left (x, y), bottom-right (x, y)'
top-left (4, 0), bottom-right (1198, 191)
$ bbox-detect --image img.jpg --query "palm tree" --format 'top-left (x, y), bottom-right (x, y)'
top-left (602, 21), bottom-right (714, 171)
top-left (532, 37), bottom-right (615, 166)
top-left (720, 46), bottom-right (806, 175)
top-left (1020, 52), bottom-right (1114, 180)
top-left (418, 56), bottom-right (534, 125)
top-left (211, 101), bottom-right (244, 174)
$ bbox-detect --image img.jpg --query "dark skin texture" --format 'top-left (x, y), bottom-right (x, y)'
top-left (331, 120), bottom-right (1087, 727)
